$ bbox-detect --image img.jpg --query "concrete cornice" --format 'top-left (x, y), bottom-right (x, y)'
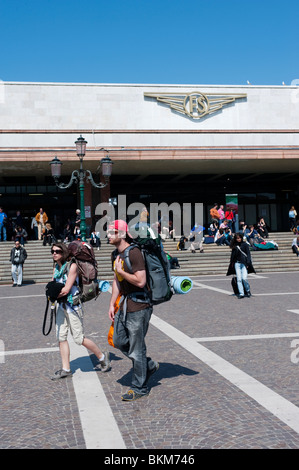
top-left (1, 81), bottom-right (297, 89)
top-left (0, 129), bottom-right (299, 134)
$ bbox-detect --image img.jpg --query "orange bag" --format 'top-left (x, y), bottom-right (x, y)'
top-left (107, 293), bottom-right (122, 348)
top-left (108, 322), bottom-right (115, 347)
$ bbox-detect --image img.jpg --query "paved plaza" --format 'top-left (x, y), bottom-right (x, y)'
top-left (1, 271), bottom-right (299, 451)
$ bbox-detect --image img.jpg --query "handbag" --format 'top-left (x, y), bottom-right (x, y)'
top-left (45, 281), bottom-right (65, 302)
top-left (107, 323), bottom-right (115, 347)
top-left (43, 281), bottom-right (66, 336)
top-left (107, 293), bottom-right (122, 348)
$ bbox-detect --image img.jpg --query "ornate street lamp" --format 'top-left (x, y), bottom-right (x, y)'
top-left (50, 135), bottom-right (113, 241)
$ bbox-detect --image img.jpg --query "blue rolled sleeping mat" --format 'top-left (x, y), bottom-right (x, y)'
top-left (171, 276), bottom-right (193, 294)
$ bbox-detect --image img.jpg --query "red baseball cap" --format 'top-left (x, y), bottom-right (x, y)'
top-left (108, 220), bottom-right (132, 238)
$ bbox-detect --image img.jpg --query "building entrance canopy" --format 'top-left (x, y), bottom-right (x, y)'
top-left (0, 81), bottom-right (298, 232)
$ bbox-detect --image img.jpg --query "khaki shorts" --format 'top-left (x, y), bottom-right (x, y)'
top-left (56, 303), bottom-right (84, 345)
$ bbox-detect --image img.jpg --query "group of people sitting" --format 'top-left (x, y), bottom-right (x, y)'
top-left (176, 224), bottom-right (205, 254)
top-left (206, 217), bottom-right (270, 246)
top-left (205, 215), bottom-right (280, 252)
top-left (62, 223), bottom-right (101, 250)
top-left (238, 219), bottom-right (269, 246)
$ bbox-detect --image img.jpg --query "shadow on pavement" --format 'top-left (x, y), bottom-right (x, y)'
top-left (117, 362), bottom-right (199, 388)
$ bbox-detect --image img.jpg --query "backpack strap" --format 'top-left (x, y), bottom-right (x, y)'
top-left (237, 245), bottom-right (247, 258)
top-left (122, 244), bottom-right (137, 273)
top-left (42, 299), bottom-right (56, 336)
top-left (118, 245), bottom-right (152, 320)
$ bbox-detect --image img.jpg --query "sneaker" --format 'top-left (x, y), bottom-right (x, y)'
top-left (51, 369), bottom-right (73, 380)
top-left (121, 389), bottom-right (150, 401)
top-left (99, 351), bottom-right (111, 372)
top-left (146, 361), bottom-right (159, 382)
top-left (237, 294), bottom-right (245, 299)
top-left (12, 283), bottom-right (17, 287)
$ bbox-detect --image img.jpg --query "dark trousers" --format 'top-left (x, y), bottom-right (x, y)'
top-left (292, 245), bottom-right (299, 256)
top-left (113, 306), bottom-right (155, 395)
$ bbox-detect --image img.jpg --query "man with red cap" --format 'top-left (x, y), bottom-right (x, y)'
top-left (108, 220), bottom-right (159, 401)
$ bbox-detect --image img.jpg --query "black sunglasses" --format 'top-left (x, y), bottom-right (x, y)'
top-left (51, 249), bottom-right (63, 254)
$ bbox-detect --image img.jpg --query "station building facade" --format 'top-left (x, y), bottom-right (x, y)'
top-left (0, 81), bottom-right (298, 236)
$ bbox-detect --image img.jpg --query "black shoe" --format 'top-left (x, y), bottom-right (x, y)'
top-left (146, 362), bottom-right (159, 382)
top-left (237, 294), bottom-right (245, 299)
top-left (121, 389), bottom-right (150, 401)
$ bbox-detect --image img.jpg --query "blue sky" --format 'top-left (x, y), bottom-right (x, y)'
top-left (0, 0), bottom-right (298, 86)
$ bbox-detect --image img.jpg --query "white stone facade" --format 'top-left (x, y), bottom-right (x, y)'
top-left (0, 81), bottom-right (298, 150)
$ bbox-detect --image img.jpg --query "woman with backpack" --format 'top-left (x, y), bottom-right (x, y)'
top-left (50, 242), bottom-right (111, 380)
top-left (226, 233), bottom-right (255, 299)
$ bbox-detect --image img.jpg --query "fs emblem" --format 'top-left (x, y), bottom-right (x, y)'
top-left (144, 92), bottom-right (246, 120)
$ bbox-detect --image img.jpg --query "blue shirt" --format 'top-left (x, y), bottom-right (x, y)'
top-left (0, 212), bottom-right (7, 224)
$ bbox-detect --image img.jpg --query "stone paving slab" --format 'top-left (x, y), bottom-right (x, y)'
top-left (0, 353), bottom-right (85, 449)
top-left (98, 325), bottom-right (299, 449)
top-left (1, 271), bottom-right (299, 450)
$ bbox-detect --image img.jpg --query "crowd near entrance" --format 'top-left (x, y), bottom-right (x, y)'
top-left (0, 181), bottom-right (77, 241)
top-left (0, 172), bottom-right (298, 242)
top-left (109, 172), bottom-right (299, 234)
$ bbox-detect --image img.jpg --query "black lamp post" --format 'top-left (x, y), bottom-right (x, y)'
top-left (50, 135), bottom-right (113, 241)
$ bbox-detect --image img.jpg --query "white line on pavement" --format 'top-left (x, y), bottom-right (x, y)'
top-left (192, 281), bottom-right (231, 295)
top-left (68, 335), bottom-right (126, 450)
top-left (0, 346), bottom-right (59, 357)
top-left (247, 274), bottom-right (268, 278)
top-left (150, 314), bottom-right (299, 435)
top-left (0, 337), bottom-right (126, 449)
top-left (254, 292), bottom-right (299, 296)
top-left (0, 294), bottom-right (44, 300)
top-left (192, 280), bottom-right (299, 297)
top-left (287, 310), bottom-right (299, 315)
top-left (194, 332), bottom-right (299, 342)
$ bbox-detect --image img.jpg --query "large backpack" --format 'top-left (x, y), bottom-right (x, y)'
top-left (68, 240), bottom-right (100, 302)
top-left (113, 228), bottom-right (173, 307)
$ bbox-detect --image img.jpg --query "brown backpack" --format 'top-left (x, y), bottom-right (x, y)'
top-left (68, 240), bottom-right (99, 302)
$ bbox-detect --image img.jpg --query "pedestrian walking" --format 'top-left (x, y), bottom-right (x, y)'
top-left (210, 203), bottom-right (220, 226)
top-left (31, 214), bottom-right (38, 240)
top-left (108, 220), bottom-right (159, 401)
top-left (0, 207), bottom-right (8, 241)
top-left (227, 232), bottom-right (255, 299)
top-left (50, 242), bottom-right (111, 380)
top-left (289, 206), bottom-right (297, 231)
top-left (35, 208), bottom-right (48, 240)
top-left (10, 240), bottom-right (27, 286)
